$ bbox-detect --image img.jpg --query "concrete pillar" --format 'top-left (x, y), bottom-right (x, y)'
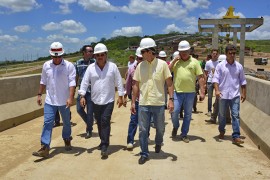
top-left (239, 24), bottom-right (246, 66)
top-left (212, 25), bottom-right (219, 49)
top-left (233, 28), bottom-right (237, 46)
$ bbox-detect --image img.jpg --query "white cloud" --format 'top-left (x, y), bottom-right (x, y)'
top-left (111, 26), bottom-right (142, 37)
top-left (78, 0), bottom-right (118, 12)
top-left (85, 36), bottom-right (98, 43)
top-left (14, 25), bottom-right (31, 33)
top-left (163, 24), bottom-right (182, 33)
top-left (121, 0), bottom-right (187, 19)
top-left (0, 0), bottom-right (41, 13)
top-left (42, 20), bottom-right (87, 34)
top-left (0, 34), bottom-right (19, 42)
top-left (54, 0), bottom-right (76, 14)
top-left (182, 0), bottom-right (210, 11)
top-left (42, 22), bottom-right (61, 31)
top-left (60, 20), bottom-right (87, 34)
top-left (46, 34), bottom-right (81, 43)
top-left (58, 4), bottom-right (72, 14)
top-left (246, 16), bottom-right (270, 40)
top-left (54, 0), bottom-right (76, 3)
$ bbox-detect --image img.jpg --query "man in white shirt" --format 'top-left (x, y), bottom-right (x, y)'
top-left (32, 42), bottom-right (76, 158)
top-left (204, 49), bottom-right (219, 116)
top-left (79, 43), bottom-right (125, 159)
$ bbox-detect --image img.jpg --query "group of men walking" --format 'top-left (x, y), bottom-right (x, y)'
top-left (32, 37), bottom-right (247, 165)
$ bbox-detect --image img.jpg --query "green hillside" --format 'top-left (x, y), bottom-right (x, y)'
top-left (1, 32), bottom-right (270, 76)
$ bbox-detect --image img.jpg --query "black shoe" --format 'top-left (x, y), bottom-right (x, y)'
top-left (155, 145), bottom-right (161, 153)
top-left (85, 131), bottom-right (92, 139)
top-left (172, 127), bottom-right (178, 137)
top-left (64, 137), bottom-right (72, 151)
top-left (205, 119), bottom-right (216, 124)
top-left (101, 147), bottom-right (108, 158)
top-left (138, 156), bottom-right (149, 165)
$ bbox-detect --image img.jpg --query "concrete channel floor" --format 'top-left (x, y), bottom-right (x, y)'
top-left (0, 97), bottom-right (270, 180)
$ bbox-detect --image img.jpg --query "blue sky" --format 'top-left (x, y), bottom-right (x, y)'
top-left (0, 0), bottom-right (269, 61)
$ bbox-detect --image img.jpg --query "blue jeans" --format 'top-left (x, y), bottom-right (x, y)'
top-left (138, 105), bottom-right (165, 157)
top-left (218, 96), bottom-right (241, 139)
top-left (171, 92), bottom-right (196, 137)
top-left (93, 102), bottom-right (114, 149)
top-left (127, 101), bottom-right (139, 144)
top-left (76, 92), bottom-right (94, 133)
top-left (41, 103), bottom-right (72, 148)
top-left (207, 82), bottom-right (214, 112)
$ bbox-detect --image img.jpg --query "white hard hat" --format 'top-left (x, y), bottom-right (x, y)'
top-left (178, 40), bottom-right (191, 51)
top-left (159, 51), bottom-right (167, 58)
top-left (49, 42), bottom-right (64, 56)
top-left (135, 47), bottom-right (142, 58)
top-left (139, 37), bottom-right (156, 50)
top-left (94, 43), bottom-right (108, 54)
top-left (218, 54), bottom-right (226, 62)
top-left (172, 51), bottom-right (179, 59)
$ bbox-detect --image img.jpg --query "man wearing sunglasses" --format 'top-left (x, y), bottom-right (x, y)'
top-left (74, 45), bottom-right (95, 139)
top-left (131, 38), bottom-right (174, 165)
top-left (212, 44), bottom-right (247, 145)
top-left (33, 42), bottom-right (76, 158)
top-left (79, 43), bottom-right (125, 159)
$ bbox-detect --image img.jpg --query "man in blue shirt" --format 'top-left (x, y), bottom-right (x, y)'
top-left (75, 45), bottom-right (95, 139)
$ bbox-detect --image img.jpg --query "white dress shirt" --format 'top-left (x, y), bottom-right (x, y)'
top-left (40, 59), bottom-right (76, 106)
top-left (79, 61), bottom-right (125, 105)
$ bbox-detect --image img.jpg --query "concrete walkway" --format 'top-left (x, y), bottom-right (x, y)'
top-left (0, 98), bottom-right (270, 179)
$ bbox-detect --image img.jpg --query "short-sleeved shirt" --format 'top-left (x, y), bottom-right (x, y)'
top-left (212, 60), bottom-right (247, 100)
top-left (173, 56), bottom-right (203, 93)
top-left (133, 58), bottom-right (172, 106)
top-left (75, 58), bottom-right (95, 92)
top-left (40, 59), bottom-right (76, 106)
top-left (204, 59), bottom-right (219, 83)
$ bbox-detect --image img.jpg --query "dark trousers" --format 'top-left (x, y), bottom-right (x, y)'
top-left (93, 102), bottom-right (114, 148)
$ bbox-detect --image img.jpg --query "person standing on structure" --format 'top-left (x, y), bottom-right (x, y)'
top-left (75, 45), bottom-right (95, 139)
top-left (79, 43), bottom-right (125, 159)
top-left (212, 44), bottom-right (246, 144)
top-left (131, 37), bottom-right (174, 165)
top-left (204, 49), bottom-right (219, 117)
top-left (33, 42), bottom-right (76, 158)
top-left (169, 40), bottom-right (205, 143)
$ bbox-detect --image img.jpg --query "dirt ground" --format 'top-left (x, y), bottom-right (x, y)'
top-left (242, 56), bottom-right (270, 72)
top-left (0, 96), bottom-right (270, 180)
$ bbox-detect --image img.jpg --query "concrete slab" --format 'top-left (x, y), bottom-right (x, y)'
top-left (0, 97), bottom-right (270, 179)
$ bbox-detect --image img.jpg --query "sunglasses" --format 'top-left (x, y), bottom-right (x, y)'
top-left (52, 56), bottom-right (62, 58)
top-left (142, 49), bottom-right (150, 55)
top-left (95, 53), bottom-right (105, 57)
top-left (228, 52), bottom-right (236, 55)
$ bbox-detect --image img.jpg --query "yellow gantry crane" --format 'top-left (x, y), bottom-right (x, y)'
top-left (220, 6), bottom-right (240, 42)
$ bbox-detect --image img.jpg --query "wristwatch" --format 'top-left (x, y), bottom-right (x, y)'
top-left (80, 95), bottom-right (85, 99)
top-left (169, 97), bottom-right (174, 101)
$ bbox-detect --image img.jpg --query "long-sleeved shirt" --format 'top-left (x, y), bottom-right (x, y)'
top-left (78, 61), bottom-right (125, 105)
top-left (212, 60), bottom-right (247, 100)
top-left (40, 59), bottom-right (76, 106)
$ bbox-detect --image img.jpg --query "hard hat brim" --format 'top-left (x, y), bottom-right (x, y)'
top-left (178, 47), bottom-right (190, 51)
top-left (49, 51), bottom-right (64, 56)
